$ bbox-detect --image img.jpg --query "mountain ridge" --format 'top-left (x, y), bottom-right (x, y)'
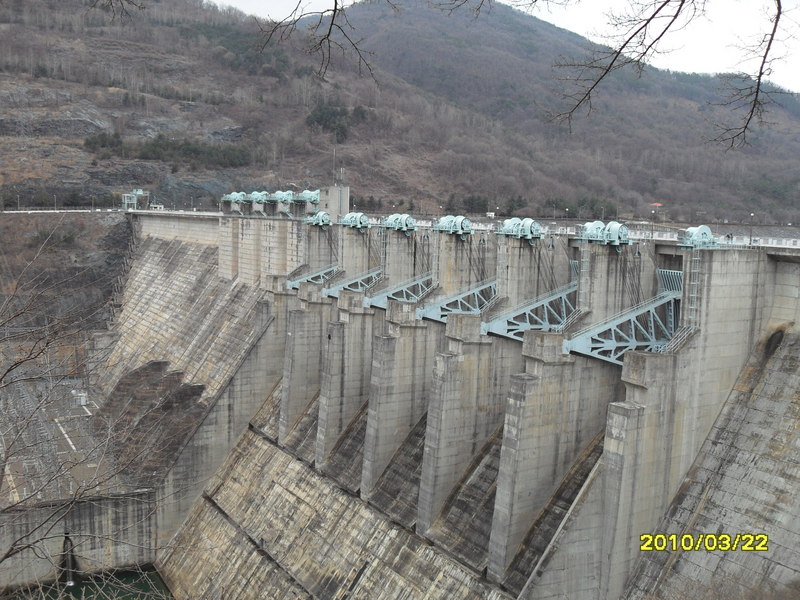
top-left (0, 0), bottom-right (797, 223)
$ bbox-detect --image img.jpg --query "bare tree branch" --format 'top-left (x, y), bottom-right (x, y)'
top-left (87, 0), bottom-right (145, 20)
top-left (254, 0), bottom-right (376, 78)
top-left (552, 1), bottom-right (701, 127)
top-left (712, 0), bottom-right (784, 147)
top-left (248, 0), bottom-right (792, 145)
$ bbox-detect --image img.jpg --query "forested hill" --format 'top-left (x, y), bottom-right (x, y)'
top-left (0, 0), bottom-right (798, 223)
top-left (345, 0), bottom-right (800, 222)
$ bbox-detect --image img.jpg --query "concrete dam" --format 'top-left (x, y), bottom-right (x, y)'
top-left (2, 206), bottom-right (799, 599)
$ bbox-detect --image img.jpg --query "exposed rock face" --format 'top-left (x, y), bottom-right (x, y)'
top-left (0, 117), bottom-right (105, 137)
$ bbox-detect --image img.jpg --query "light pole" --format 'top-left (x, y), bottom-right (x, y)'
top-left (565, 207), bottom-right (569, 220)
top-left (651, 209), bottom-right (655, 239)
top-left (749, 212), bottom-right (754, 245)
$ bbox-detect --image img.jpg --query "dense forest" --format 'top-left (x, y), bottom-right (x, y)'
top-left (0, 0), bottom-right (798, 223)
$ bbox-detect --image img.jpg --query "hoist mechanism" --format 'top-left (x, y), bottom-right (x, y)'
top-left (603, 221), bottom-right (631, 245)
top-left (496, 217), bottom-right (543, 244)
top-left (383, 213), bottom-right (416, 235)
top-left (679, 225), bottom-right (717, 249)
top-left (576, 220), bottom-right (631, 245)
top-left (305, 211), bottom-right (332, 229)
top-left (297, 189), bottom-right (321, 204)
top-left (340, 212), bottom-right (370, 232)
top-left (222, 191), bottom-right (247, 213)
top-left (273, 190), bottom-right (294, 203)
top-left (433, 215), bottom-right (472, 240)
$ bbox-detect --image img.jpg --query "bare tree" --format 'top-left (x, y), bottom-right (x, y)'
top-left (252, 0), bottom-right (791, 147)
top-left (87, 0), bottom-right (146, 19)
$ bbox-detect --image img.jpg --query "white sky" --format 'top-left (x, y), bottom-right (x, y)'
top-left (216, 0), bottom-right (800, 92)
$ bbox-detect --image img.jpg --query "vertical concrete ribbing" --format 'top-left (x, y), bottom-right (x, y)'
top-left (487, 373), bottom-right (543, 580)
top-left (361, 301), bottom-right (432, 497)
top-left (306, 225), bottom-right (335, 271)
top-left (417, 351), bottom-right (463, 532)
top-left (432, 232), bottom-right (497, 298)
top-left (338, 227), bottom-right (372, 274)
top-left (279, 289), bottom-right (330, 443)
top-left (317, 292), bottom-right (375, 466)
top-left (577, 243), bottom-right (654, 323)
top-left (418, 313), bottom-right (505, 534)
top-left (237, 218), bottom-right (261, 286)
top-left (317, 321), bottom-right (346, 464)
top-left (263, 219), bottom-right (304, 277)
top-left (218, 217), bottom-right (238, 280)
top-left (383, 230), bottom-right (421, 283)
top-left (496, 236), bottom-right (572, 307)
top-left (600, 401), bottom-right (647, 600)
top-left (361, 334), bottom-right (401, 495)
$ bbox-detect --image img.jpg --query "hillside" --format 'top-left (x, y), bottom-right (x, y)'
top-left (0, 0), bottom-right (798, 223)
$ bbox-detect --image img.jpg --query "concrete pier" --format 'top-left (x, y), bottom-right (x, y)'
top-left (279, 285), bottom-right (333, 443)
top-left (316, 291), bottom-right (375, 466)
top-left (418, 315), bottom-right (499, 533)
top-left (361, 301), bottom-right (437, 497)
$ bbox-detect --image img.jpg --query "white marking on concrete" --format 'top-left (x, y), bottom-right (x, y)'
top-left (3, 464), bottom-right (21, 504)
top-left (55, 419), bottom-right (77, 452)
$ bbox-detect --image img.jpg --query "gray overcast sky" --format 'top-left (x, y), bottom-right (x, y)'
top-left (214, 0), bottom-right (800, 92)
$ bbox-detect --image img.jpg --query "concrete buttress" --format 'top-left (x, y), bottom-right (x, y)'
top-left (418, 314), bottom-right (500, 533)
top-left (279, 283), bottom-right (333, 444)
top-left (316, 290), bottom-right (375, 467)
top-left (361, 300), bottom-right (436, 498)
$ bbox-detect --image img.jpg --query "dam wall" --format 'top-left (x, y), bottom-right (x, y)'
top-left (0, 490), bottom-right (157, 588)
top-left (5, 210), bottom-right (799, 598)
top-left (622, 256), bottom-right (800, 598)
top-left (522, 248), bottom-right (788, 600)
top-left (6, 226), bottom-right (279, 584)
top-left (152, 214), bottom-right (676, 598)
top-left (137, 212), bottom-right (219, 245)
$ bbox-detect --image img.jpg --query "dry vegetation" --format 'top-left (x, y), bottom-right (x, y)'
top-left (0, 0), bottom-right (798, 223)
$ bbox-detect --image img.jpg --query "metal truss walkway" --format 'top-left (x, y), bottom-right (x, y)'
top-left (416, 279), bottom-right (497, 322)
top-left (322, 267), bottom-right (383, 298)
top-left (562, 290), bottom-right (681, 365)
top-left (367, 272), bottom-right (436, 309)
top-left (286, 264), bottom-right (340, 290)
top-left (481, 281), bottom-right (578, 341)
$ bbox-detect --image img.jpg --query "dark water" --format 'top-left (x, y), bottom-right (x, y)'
top-left (2, 570), bottom-right (172, 599)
